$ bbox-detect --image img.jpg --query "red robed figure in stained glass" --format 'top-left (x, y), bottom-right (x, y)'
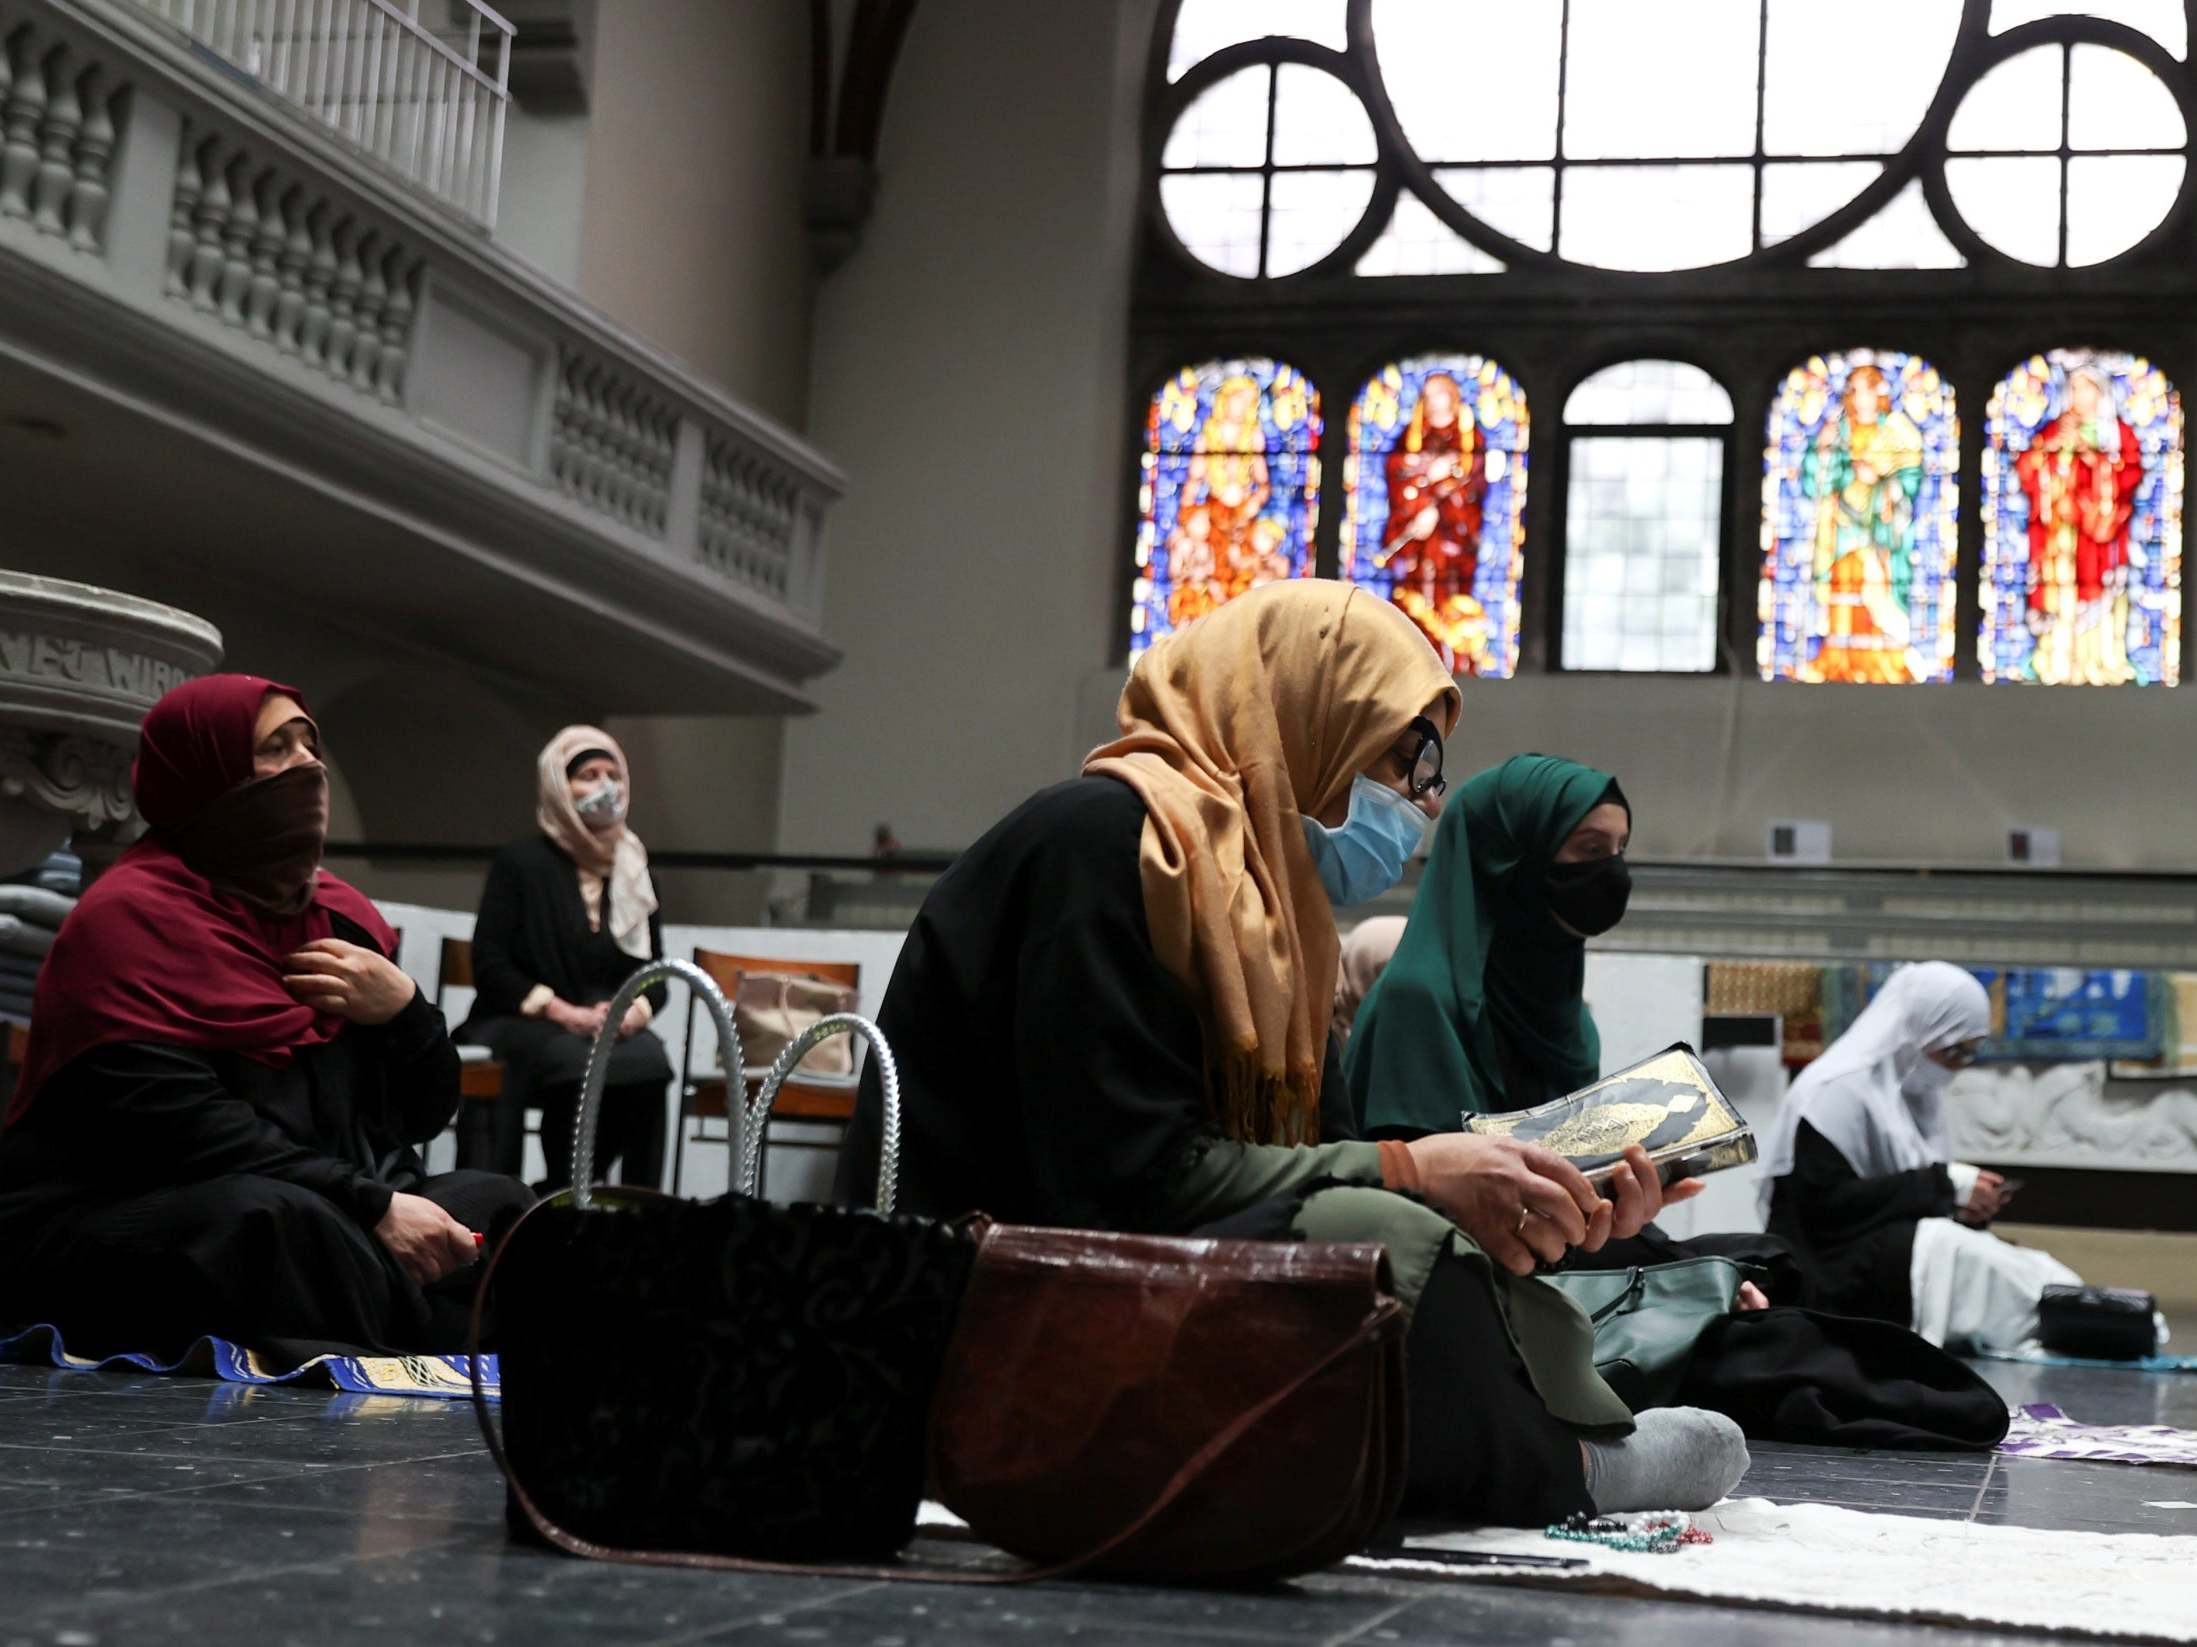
top-left (2016, 365), bottom-right (2144, 686)
top-left (1380, 372), bottom-right (1487, 605)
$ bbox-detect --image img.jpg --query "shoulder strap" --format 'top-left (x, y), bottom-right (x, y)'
top-left (468, 1199), bottom-right (1402, 1585)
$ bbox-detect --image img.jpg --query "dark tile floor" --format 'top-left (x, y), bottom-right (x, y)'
top-left (0, 1357), bottom-right (2189, 1646)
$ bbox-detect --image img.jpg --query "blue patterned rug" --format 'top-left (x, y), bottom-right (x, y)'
top-left (0, 1322), bottom-right (497, 1399)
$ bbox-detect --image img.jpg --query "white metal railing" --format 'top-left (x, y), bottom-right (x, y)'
top-left (133, 0), bottom-right (512, 228)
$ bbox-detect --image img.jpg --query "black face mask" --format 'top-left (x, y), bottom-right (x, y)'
top-left (1544, 854), bottom-right (1632, 938)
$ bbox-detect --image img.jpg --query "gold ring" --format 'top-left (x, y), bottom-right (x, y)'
top-left (1515, 1205), bottom-right (1531, 1235)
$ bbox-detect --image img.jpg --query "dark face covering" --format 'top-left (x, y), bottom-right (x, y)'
top-left (1543, 852), bottom-right (1632, 938)
top-left (165, 761), bottom-right (331, 916)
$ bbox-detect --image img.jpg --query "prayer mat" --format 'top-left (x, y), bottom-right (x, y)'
top-left (1979, 1346), bottom-right (2197, 1374)
top-left (0, 1322), bottom-right (496, 1400)
top-left (2000, 1402), bottom-right (2197, 1467)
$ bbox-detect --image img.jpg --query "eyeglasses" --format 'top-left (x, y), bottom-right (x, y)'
top-left (1403, 716), bottom-right (1446, 800)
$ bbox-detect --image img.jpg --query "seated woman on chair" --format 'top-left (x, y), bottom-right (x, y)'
top-left (1762, 962), bottom-right (2079, 1353)
top-left (461, 728), bottom-right (670, 1192)
top-left (835, 582), bottom-right (1748, 1527)
top-left (0, 676), bottom-right (529, 1357)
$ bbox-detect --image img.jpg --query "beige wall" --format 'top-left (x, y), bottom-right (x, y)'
top-left (493, 0), bottom-right (827, 911)
top-left (780, 0), bottom-right (1157, 855)
top-left (575, 0), bottom-right (817, 428)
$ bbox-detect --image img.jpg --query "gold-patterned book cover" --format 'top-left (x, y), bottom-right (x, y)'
top-left (1462, 1044), bottom-right (1756, 1184)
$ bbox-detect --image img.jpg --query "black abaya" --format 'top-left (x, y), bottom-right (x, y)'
top-left (0, 938), bottom-right (531, 1356)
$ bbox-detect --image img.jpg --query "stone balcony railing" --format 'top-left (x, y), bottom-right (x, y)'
top-left (0, 0), bottom-right (845, 710)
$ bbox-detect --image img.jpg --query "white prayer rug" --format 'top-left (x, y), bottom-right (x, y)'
top-left (1387, 1497), bottom-right (2197, 1643)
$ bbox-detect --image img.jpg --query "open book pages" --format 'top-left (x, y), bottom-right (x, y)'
top-left (1461, 1045), bottom-right (1756, 1185)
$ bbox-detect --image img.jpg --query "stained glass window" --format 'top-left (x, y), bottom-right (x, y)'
top-left (1759, 351), bottom-right (1960, 683)
top-left (1562, 363), bottom-right (1732, 673)
top-left (1982, 350), bottom-right (2183, 686)
top-left (1343, 356), bottom-right (1528, 677)
top-left (1132, 359), bottom-right (1322, 653)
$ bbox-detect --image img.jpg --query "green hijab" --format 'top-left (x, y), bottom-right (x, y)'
top-left (1344, 753), bottom-right (1627, 1136)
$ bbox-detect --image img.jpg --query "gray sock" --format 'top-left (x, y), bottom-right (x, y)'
top-left (1580, 1407), bottom-right (1750, 1513)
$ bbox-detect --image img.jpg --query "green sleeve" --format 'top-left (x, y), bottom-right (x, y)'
top-left (1154, 1136), bottom-right (1388, 1230)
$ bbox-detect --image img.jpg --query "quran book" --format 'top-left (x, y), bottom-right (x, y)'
top-left (1462, 1045), bottom-right (1756, 1185)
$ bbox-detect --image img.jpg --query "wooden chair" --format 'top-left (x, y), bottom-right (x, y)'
top-left (434, 935), bottom-right (516, 1169)
top-left (677, 948), bottom-right (862, 1197)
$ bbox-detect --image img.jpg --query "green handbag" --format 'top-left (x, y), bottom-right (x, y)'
top-left (1542, 1257), bottom-right (1753, 1412)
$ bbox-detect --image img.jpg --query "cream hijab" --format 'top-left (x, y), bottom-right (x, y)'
top-left (1084, 582), bottom-right (1460, 1146)
top-left (537, 725), bottom-right (658, 961)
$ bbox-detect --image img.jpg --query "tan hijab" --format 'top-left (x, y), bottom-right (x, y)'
top-left (537, 725), bottom-right (658, 961)
top-left (1334, 915), bottom-right (1407, 1042)
top-left (1084, 582), bottom-right (1460, 1145)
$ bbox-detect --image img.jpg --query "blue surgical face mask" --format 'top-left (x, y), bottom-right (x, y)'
top-left (1301, 774), bottom-right (1433, 907)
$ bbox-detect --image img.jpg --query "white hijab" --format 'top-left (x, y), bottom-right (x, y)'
top-left (1758, 962), bottom-right (1991, 1216)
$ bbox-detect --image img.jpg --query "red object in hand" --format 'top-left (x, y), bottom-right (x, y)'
top-left (473, 1231), bottom-right (487, 1246)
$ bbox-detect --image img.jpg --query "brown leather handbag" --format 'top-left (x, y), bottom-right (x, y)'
top-left (929, 1220), bottom-right (1410, 1582)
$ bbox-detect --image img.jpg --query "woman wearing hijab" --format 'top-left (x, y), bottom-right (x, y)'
top-left (1761, 962), bottom-right (2078, 1351)
top-left (461, 728), bottom-right (670, 1192)
top-left (1346, 754), bottom-right (1631, 1133)
top-left (834, 583), bottom-right (1746, 1526)
top-left (0, 676), bottom-right (529, 1357)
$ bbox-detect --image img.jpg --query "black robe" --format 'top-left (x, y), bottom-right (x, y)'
top-left (1767, 1118), bottom-right (1957, 1325)
top-left (0, 914), bottom-right (529, 1356)
top-left (460, 834), bottom-right (671, 1187)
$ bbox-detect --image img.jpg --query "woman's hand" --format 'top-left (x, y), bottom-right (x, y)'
top-left (1601, 1143), bottom-right (1707, 1242)
top-left (616, 1001), bottom-right (651, 1041)
top-left (1403, 1133), bottom-right (1610, 1276)
top-left (373, 1192), bottom-right (478, 1286)
top-left (1737, 1282), bottom-right (1770, 1311)
top-left (1958, 1168), bottom-right (2010, 1227)
top-left (547, 998), bottom-right (609, 1040)
top-left (284, 939), bottom-right (417, 1026)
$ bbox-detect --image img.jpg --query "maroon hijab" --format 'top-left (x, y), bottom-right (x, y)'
top-left (7, 675), bottom-right (397, 1126)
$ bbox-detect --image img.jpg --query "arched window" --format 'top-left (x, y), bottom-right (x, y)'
top-left (1560, 361), bottom-right (1733, 672)
top-left (1132, 358), bottom-right (1322, 653)
top-left (1342, 355), bottom-right (1529, 678)
top-left (1760, 351), bottom-right (1960, 684)
top-left (1982, 350), bottom-right (2183, 685)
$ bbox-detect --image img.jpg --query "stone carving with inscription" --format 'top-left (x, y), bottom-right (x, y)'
top-left (0, 573), bottom-right (222, 876)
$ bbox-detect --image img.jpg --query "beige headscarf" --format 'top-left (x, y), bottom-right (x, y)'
top-left (1334, 916), bottom-right (1408, 1042)
top-left (1083, 582), bottom-right (1460, 1146)
top-left (537, 725), bottom-right (658, 961)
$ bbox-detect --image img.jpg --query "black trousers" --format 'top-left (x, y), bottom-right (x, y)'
top-left (471, 1014), bottom-right (671, 1191)
top-left (530, 1081), bottom-right (667, 1193)
top-left (7, 1169), bottom-right (532, 1358)
top-left (1195, 1188), bottom-right (1594, 1529)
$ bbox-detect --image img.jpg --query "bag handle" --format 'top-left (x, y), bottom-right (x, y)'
top-left (575, 959), bottom-right (898, 1214)
top-left (741, 1011), bottom-right (898, 1209)
top-left (467, 1201), bottom-right (1402, 1587)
